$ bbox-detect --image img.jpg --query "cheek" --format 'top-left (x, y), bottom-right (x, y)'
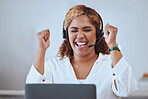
top-left (68, 34), bottom-right (76, 46)
top-left (87, 32), bottom-right (96, 42)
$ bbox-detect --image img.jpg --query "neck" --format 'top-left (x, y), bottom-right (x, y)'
top-left (71, 50), bottom-right (98, 66)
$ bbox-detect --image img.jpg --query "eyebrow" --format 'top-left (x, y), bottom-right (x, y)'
top-left (70, 26), bottom-right (92, 29)
top-left (70, 27), bottom-right (78, 29)
top-left (83, 26), bottom-right (92, 29)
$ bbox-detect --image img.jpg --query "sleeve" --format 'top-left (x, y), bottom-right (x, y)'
top-left (26, 60), bottom-right (53, 84)
top-left (111, 56), bottom-right (138, 97)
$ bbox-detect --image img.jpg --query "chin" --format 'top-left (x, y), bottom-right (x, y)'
top-left (74, 50), bottom-right (91, 57)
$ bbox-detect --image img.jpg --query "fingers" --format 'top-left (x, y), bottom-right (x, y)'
top-left (105, 23), bottom-right (117, 30)
top-left (37, 29), bottom-right (50, 40)
top-left (104, 23), bottom-right (118, 47)
top-left (105, 23), bottom-right (118, 36)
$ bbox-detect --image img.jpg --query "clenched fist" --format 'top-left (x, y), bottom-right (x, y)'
top-left (37, 29), bottom-right (50, 51)
top-left (105, 23), bottom-right (118, 48)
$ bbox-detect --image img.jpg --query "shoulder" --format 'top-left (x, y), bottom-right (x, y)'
top-left (49, 56), bottom-right (69, 63)
top-left (45, 57), bottom-right (70, 68)
top-left (99, 53), bottom-right (111, 61)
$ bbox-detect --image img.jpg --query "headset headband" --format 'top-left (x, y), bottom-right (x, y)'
top-left (63, 12), bottom-right (104, 40)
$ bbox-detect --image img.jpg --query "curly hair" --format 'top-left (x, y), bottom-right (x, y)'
top-left (57, 5), bottom-right (110, 60)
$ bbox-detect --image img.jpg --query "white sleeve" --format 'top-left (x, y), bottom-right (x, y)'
top-left (26, 60), bottom-right (53, 84)
top-left (111, 57), bottom-right (138, 97)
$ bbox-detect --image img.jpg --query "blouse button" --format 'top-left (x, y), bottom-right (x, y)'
top-left (113, 73), bottom-right (115, 76)
top-left (42, 79), bottom-right (45, 82)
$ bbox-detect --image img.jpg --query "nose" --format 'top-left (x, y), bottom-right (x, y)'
top-left (76, 31), bottom-right (85, 39)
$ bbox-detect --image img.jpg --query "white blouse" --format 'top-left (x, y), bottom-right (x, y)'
top-left (26, 53), bottom-right (138, 99)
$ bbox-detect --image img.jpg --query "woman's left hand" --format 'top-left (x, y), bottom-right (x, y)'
top-left (104, 23), bottom-right (118, 48)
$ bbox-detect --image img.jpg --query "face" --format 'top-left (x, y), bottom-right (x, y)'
top-left (68, 15), bottom-right (96, 57)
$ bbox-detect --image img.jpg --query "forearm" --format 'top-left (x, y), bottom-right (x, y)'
top-left (111, 50), bottom-right (122, 68)
top-left (109, 44), bottom-right (122, 68)
top-left (110, 44), bottom-right (122, 91)
top-left (33, 48), bottom-right (46, 75)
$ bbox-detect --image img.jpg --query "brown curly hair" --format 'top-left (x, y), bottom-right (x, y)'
top-left (57, 5), bottom-right (110, 60)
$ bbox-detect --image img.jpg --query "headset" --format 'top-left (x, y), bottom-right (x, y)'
top-left (62, 13), bottom-right (104, 48)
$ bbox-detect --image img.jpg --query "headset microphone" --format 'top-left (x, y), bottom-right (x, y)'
top-left (88, 32), bottom-right (104, 48)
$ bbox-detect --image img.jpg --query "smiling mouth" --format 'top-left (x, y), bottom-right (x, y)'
top-left (75, 42), bottom-right (88, 47)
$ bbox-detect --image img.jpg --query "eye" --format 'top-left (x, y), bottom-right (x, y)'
top-left (84, 29), bottom-right (91, 32)
top-left (71, 30), bottom-right (78, 32)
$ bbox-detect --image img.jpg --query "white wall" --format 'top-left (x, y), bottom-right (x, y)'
top-left (0, 0), bottom-right (148, 90)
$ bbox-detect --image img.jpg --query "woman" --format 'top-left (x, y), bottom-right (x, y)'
top-left (26, 5), bottom-right (137, 99)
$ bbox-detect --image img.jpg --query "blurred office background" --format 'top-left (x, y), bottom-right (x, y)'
top-left (0, 0), bottom-right (148, 98)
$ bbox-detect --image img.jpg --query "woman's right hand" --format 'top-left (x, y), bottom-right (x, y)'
top-left (37, 29), bottom-right (50, 51)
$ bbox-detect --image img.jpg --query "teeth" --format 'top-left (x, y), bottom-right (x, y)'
top-left (76, 42), bottom-right (87, 46)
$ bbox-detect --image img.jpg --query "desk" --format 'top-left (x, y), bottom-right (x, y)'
top-left (122, 87), bottom-right (148, 99)
top-left (0, 88), bottom-right (148, 99)
top-left (0, 90), bottom-right (24, 99)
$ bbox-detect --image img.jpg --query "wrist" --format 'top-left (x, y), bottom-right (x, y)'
top-left (37, 48), bottom-right (46, 54)
top-left (108, 44), bottom-right (120, 52)
top-left (108, 43), bottom-right (118, 48)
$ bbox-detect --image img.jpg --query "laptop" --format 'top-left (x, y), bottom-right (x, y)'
top-left (25, 84), bottom-right (96, 99)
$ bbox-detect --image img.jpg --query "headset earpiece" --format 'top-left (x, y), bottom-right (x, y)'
top-left (63, 28), bottom-right (69, 40)
top-left (96, 28), bottom-right (99, 40)
top-left (96, 27), bottom-right (103, 40)
top-left (63, 28), bottom-right (66, 39)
